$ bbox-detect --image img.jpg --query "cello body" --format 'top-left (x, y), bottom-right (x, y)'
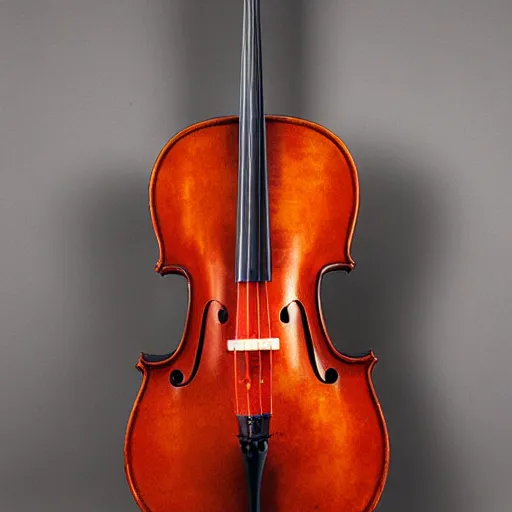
top-left (124, 116), bottom-right (389, 511)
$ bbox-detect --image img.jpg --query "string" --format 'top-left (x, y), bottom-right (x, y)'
top-left (265, 281), bottom-right (273, 414)
top-left (257, 282), bottom-right (263, 415)
top-left (233, 281), bottom-right (272, 417)
top-left (234, 283), bottom-right (240, 414)
top-left (245, 281), bottom-right (251, 416)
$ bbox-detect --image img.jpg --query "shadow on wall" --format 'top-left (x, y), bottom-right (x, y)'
top-left (321, 154), bottom-right (465, 511)
top-left (49, 168), bottom-right (187, 510)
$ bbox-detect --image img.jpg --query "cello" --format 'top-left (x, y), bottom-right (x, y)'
top-left (124, 1), bottom-right (389, 510)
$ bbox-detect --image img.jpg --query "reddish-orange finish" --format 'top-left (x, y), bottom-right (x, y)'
top-left (124, 115), bottom-right (389, 511)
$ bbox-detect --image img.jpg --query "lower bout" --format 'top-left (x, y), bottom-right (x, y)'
top-left (126, 413), bottom-right (388, 511)
top-left (125, 368), bottom-right (388, 511)
top-left (260, 419), bottom-right (388, 510)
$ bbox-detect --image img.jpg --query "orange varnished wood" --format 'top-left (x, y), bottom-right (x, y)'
top-left (124, 115), bottom-right (389, 511)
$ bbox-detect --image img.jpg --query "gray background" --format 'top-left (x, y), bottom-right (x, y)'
top-left (1, 0), bottom-right (511, 510)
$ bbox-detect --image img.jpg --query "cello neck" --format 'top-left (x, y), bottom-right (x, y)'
top-left (235, 0), bottom-right (271, 284)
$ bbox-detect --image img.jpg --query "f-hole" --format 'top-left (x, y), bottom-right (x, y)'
top-left (167, 300), bottom-right (220, 388)
top-left (218, 308), bottom-right (228, 324)
top-left (281, 301), bottom-right (338, 385)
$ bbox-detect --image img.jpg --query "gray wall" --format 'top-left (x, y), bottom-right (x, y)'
top-left (1, 1), bottom-right (511, 511)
